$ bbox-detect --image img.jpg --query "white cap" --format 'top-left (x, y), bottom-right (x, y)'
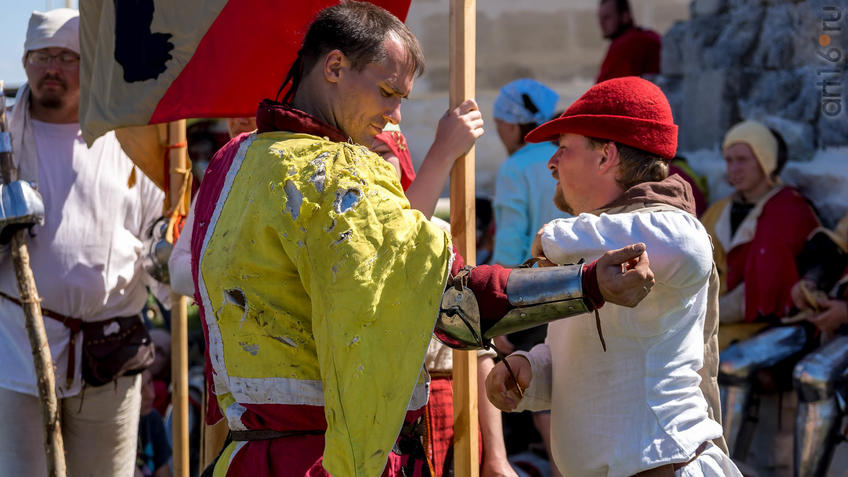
top-left (23, 8), bottom-right (80, 63)
top-left (723, 120), bottom-right (778, 182)
top-left (493, 78), bottom-right (559, 126)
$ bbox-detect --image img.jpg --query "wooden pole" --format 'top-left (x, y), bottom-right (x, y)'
top-left (0, 82), bottom-right (66, 477)
top-left (167, 120), bottom-right (190, 477)
top-left (448, 2), bottom-right (479, 476)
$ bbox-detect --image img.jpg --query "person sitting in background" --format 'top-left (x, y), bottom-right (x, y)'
top-left (702, 121), bottom-right (819, 340)
top-left (702, 120), bottom-right (820, 460)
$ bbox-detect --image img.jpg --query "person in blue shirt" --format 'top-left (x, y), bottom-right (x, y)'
top-left (492, 79), bottom-right (568, 268)
top-left (490, 78), bottom-right (568, 477)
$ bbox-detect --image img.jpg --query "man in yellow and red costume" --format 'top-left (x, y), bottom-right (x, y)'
top-left (189, 3), bottom-right (654, 476)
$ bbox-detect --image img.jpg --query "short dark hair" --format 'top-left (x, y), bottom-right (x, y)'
top-left (587, 137), bottom-right (668, 190)
top-left (277, 1), bottom-right (425, 103)
top-left (601, 0), bottom-right (632, 15)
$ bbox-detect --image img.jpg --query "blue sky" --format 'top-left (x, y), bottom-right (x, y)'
top-left (1, 1), bottom-right (77, 88)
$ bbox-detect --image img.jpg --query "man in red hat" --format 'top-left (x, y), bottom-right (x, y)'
top-left (486, 77), bottom-right (741, 476)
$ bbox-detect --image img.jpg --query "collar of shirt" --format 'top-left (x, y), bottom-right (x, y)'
top-left (256, 99), bottom-right (348, 142)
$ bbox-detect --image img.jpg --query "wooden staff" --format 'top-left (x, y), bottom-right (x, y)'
top-left (448, 1), bottom-right (479, 476)
top-left (166, 120), bottom-right (190, 477)
top-left (0, 82), bottom-right (66, 476)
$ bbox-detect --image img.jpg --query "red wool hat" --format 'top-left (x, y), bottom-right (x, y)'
top-left (525, 76), bottom-right (678, 159)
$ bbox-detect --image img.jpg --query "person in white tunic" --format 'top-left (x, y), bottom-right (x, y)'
top-left (0, 9), bottom-right (164, 477)
top-left (485, 77), bottom-right (740, 477)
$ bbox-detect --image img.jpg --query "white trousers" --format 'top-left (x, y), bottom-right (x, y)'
top-left (0, 374), bottom-right (141, 477)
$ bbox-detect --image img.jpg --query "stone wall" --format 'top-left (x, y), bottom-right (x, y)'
top-left (656, 0), bottom-right (848, 225)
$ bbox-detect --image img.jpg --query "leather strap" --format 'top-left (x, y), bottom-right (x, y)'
top-left (229, 429), bottom-right (324, 441)
top-left (0, 289), bottom-right (83, 387)
top-left (0, 289), bottom-right (83, 330)
top-left (632, 441), bottom-right (710, 476)
top-left (673, 442), bottom-right (709, 471)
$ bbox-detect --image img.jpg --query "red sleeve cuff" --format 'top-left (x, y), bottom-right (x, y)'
top-left (451, 246), bottom-right (603, 318)
top-left (450, 244), bottom-right (465, 274)
top-left (582, 260), bottom-right (605, 310)
top-left (467, 265), bottom-right (512, 322)
top-left (450, 245), bottom-right (514, 321)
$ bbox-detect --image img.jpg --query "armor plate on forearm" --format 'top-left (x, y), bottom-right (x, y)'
top-left (434, 264), bottom-right (588, 350)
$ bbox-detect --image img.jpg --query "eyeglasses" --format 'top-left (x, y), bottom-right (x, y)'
top-left (26, 52), bottom-right (80, 69)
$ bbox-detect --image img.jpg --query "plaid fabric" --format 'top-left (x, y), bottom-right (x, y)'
top-left (424, 376), bottom-right (483, 476)
top-left (427, 376), bottom-right (454, 477)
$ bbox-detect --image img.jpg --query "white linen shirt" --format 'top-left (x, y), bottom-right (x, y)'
top-left (0, 118), bottom-right (163, 398)
top-left (514, 208), bottom-right (723, 477)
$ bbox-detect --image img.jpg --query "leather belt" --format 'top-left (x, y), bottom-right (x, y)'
top-left (632, 441), bottom-right (710, 476)
top-left (427, 370), bottom-right (453, 378)
top-left (0, 289), bottom-right (83, 388)
top-left (229, 429), bottom-right (324, 441)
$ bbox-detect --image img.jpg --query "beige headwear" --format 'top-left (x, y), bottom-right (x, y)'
top-left (722, 120), bottom-right (778, 181)
top-left (22, 8), bottom-right (80, 64)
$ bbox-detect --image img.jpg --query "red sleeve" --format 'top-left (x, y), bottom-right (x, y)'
top-left (641, 30), bottom-right (662, 76)
top-left (374, 130), bottom-right (416, 191)
top-left (450, 246), bottom-right (601, 321)
top-left (596, 29), bottom-right (661, 83)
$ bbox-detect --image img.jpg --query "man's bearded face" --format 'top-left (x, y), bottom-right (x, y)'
top-left (24, 47), bottom-right (80, 111)
top-left (552, 180), bottom-right (575, 215)
top-left (547, 134), bottom-right (607, 216)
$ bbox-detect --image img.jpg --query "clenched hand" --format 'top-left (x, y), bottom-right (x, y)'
top-left (428, 99), bottom-right (484, 162)
top-left (485, 355), bottom-right (532, 412)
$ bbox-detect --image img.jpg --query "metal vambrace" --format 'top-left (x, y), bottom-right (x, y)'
top-left (718, 325), bottom-right (809, 458)
top-left (793, 335), bottom-right (848, 477)
top-left (0, 178), bottom-right (45, 233)
top-left (434, 264), bottom-right (588, 350)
